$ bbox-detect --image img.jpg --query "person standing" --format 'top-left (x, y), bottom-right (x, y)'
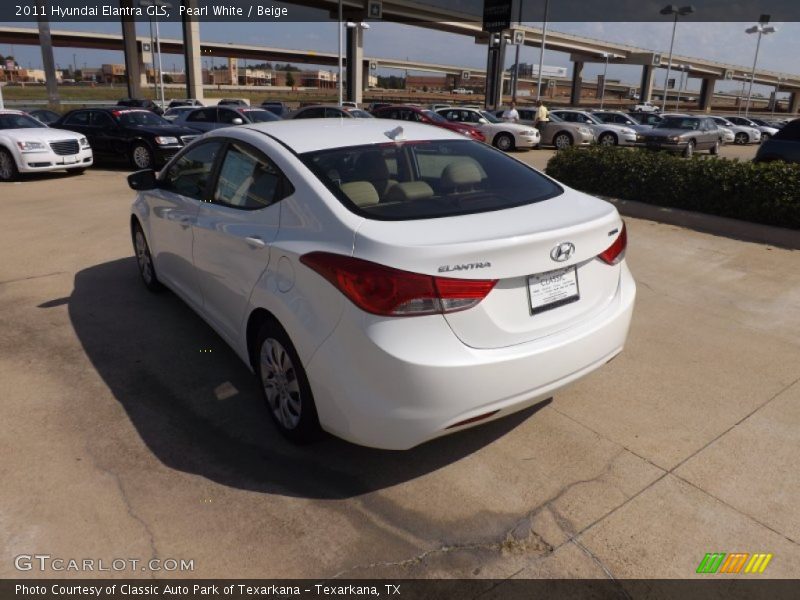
top-left (534, 100), bottom-right (549, 132)
top-left (502, 101), bottom-right (519, 123)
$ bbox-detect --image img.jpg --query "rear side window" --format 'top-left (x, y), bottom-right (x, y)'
top-left (162, 141), bottom-right (223, 200)
top-left (213, 142), bottom-right (291, 209)
top-left (296, 107), bottom-right (324, 119)
top-left (775, 121), bottom-right (800, 141)
top-left (187, 108), bottom-right (215, 122)
top-left (65, 111), bottom-right (90, 125)
top-left (301, 139), bottom-right (562, 221)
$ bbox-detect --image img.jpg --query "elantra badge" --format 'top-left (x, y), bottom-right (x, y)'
top-left (550, 242), bottom-right (575, 262)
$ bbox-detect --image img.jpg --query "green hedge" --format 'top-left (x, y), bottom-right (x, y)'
top-left (545, 147), bottom-right (800, 230)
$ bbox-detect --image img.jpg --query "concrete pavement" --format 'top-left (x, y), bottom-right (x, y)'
top-left (1, 165), bottom-right (798, 581)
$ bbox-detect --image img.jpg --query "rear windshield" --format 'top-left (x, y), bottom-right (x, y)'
top-left (300, 139), bottom-right (562, 221)
top-left (657, 117), bottom-right (701, 130)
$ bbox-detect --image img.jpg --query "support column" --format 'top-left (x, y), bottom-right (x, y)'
top-left (36, 5), bottom-right (59, 108)
top-left (345, 26), bottom-right (364, 104)
top-left (698, 77), bottom-right (716, 112)
top-left (570, 61), bottom-right (584, 106)
top-left (790, 91), bottom-right (800, 114)
top-left (639, 65), bottom-right (655, 103)
top-left (181, 0), bottom-right (204, 101)
top-left (120, 0), bottom-right (142, 99)
top-left (484, 37), bottom-right (506, 110)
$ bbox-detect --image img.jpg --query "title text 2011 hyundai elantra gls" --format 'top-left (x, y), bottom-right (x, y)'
top-left (129, 119), bottom-right (635, 450)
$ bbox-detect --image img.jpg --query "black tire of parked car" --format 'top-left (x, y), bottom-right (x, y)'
top-left (598, 132), bottom-right (618, 146)
top-left (734, 132), bottom-right (749, 145)
top-left (553, 132), bottom-right (573, 150)
top-left (0, 148), bottom-right (20, 182)
top-left (683, 139), bottom-right (696, 158)
top-left (493, 132), bottom-right (515, 152)
top-left (710, 141), bottom-right (720, 156)
top-left (761, 133), bottom-right (770, 142)
top-left (132, 222), bottom-right (164, 293)
top-left (130, 142), bottom-right (154, 170)
top-left (255, 319), bottom-right (322, 443)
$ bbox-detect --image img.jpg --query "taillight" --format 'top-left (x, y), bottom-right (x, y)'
top-left (598, 222), bottom-right (627, 265)
top-left (300, 252), bottom-right (497, 317)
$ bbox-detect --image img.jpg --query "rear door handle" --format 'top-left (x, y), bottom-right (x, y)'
top-left (245, 236), bottom-right (266, 249)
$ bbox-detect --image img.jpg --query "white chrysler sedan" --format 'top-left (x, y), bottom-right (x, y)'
top-left (129, 119), bottom-right (635, 450)
top-left (0, 110), bottom-right (92, 181)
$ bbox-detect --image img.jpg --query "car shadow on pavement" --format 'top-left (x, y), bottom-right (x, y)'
top-left (67, 258), bottom-right (548, 500)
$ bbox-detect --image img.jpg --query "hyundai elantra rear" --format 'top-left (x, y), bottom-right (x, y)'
top-left (130, 119), bottom-right (635, 450)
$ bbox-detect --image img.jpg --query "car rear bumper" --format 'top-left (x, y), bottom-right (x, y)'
top-left (306, 263), bottom-right (636, 450)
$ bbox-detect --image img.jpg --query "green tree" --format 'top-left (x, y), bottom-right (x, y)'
top-left (285, 71), bottom-right (295, 87)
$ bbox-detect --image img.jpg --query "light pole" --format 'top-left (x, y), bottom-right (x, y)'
top-left (511, 0), bottom-right (523, 102)
top-left (140, 0), bottom-right (168, 106)
top-left (599, 52), bottom-right (609, 109)
top-left (675, 64), bottom-right (690, 111)
top-left (535, 0), bottom-right (549, 101)
top-left (337, 0), bottom-right (343, 105)
top-left (745, 16), bottom-right (777, 117)
top-left (659, 4), bottom-right (694, 112)
top-left (772, 76), bottom-right (784, 117)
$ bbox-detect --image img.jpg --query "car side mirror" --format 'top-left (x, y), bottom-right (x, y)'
top-left (478, 118), bottom-right (488, 124)
top-left (128, 169), bottom-right (158, 191)
top-left (232, 118), bottom-right (244, 125)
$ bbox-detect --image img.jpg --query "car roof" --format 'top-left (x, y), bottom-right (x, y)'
top-left (0, 109), bottom-right (24, 115)
top-left (237, 118), bottom-right (463, 154)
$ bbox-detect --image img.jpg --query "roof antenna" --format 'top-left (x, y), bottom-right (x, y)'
top-left (384, 126), bottom-right (405, 141)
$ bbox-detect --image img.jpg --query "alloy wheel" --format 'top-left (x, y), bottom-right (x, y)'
top-left (135, 230), bottom-right (153, 285)
top-left (0, 151), bottom-right (14, 180)
top-left (133, 145), bottom-right (152, 169)
top-left (554, 134), bottom-right (571, 150)
top-left (260, 338), bottom-right (302, 430)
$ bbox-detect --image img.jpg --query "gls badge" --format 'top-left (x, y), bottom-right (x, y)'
top-left (550, 242), bottom-right (575, 262)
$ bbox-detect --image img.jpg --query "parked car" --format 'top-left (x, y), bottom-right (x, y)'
top-left (372, 105), bottom-right (485, 142)
top-left (725, 116), bottom-right (780, 141)
top-left (366, 102), bottom-right (392, 113)
top-left (117, 98), bottom-right (164, 116)
top-left (168, 99), bottom-right (203, 108)
top-left (632, 101), bottom-right (661, 113)
top-left (493, 108), bottom-right (594, 149)
top-left (549, 109), bottom-right (637, 146)
top-left (261, 101), bottom-right (290, 118)
top-left (718, 126), bottom-right (736, 144)
top-left (217, 99), bottom-right (249, 107)
top-left (0, 109), bottom-right (92, 181)
top-left (636, 115), bottom-right (723, 157)
top-left (174, 106), bottom-right (281, 132)
top-left (163, 106), bottom-right (197, 122)
top-left (709, 116), bottom-right (761, 145)
top-left (128, 119), bottom-right (635, 449)
top-left (291, 105), bottom-right (373, 119)
top-left (750, 117), bottom-right (786, 130)
top-left (23, 108), bottom-right (61, 125)
top-left (451, 88), bottom-right (474, 95)
top-left (341, 101), bottom-right (358, 109)
top-left (435, 106), bottom-right (540, 151)
top-left (591, 110), bottom-right (651, 133)
top-left (429, 103), bottom-right (452, 111)
top-left (55, 107), bottom-right (201, 169)
top-left (627, 112), bottom-right (664, 127)
top-left (754, 119), bottom-right (800, 164)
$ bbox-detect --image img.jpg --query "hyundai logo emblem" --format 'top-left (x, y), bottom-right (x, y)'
top-left (550, 242), bottom-right (575, 262)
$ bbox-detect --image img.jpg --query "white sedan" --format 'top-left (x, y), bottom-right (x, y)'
top-left (435, 107), bottom-right (540, 151)
top-left (0, 110), bottom-right (92, 181)
top-left (129, 119), bottom-right (635, 450)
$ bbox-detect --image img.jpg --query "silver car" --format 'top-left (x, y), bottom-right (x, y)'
top-left (710, 116), bottom-right (761, 145)
top-left (494, 108), bottom-right (594, 149)
top-left (550, 109), bottom-right (638, 146)
top-left (591, 110), bottom-right (652, 133)
top-left (726, 116), bottom-right (780, 141)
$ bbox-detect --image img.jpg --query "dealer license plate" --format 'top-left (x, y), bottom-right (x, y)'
top-left (527, 266), bottom-right (580, 315)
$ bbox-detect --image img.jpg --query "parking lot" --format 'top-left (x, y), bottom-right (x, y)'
top-left (1, 161), bottom-right (799, 580)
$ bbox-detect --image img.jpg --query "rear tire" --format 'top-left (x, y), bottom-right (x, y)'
top-left (709, 141), bottom-right (720, 156)
top-left (0, 148), bottom-right (19, 182)
top-left (255, 320), bottom-right (321, 444)
top-left (494, 132), bottom-right (515, 152)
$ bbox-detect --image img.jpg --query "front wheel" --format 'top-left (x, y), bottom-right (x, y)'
top-left (683, 140), bottom-right (696, 158)
top-left (598, 132), bottom-right (618, 146)
top-left (0, 148), bottom-right (19, 182)
top-left (494, 132), bottom-right (515, 152)
top-left (734, 132), bottom-right (749, 145)
top-left (132, 223), bottom-right (163, 292)
top-left (553, 132), bottom-right (573, 150)
top-left (256, 321), bottom-right (321, 443)
top-left (130, 143), bottom-right (154, 169)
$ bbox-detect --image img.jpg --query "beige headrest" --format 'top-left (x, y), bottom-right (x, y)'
top-left (441, 161), bottom-right (483, 189)
top-left (340, 181), bottom-right (379, 207)
top-left (383, 181), bottom-right (434, 203)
